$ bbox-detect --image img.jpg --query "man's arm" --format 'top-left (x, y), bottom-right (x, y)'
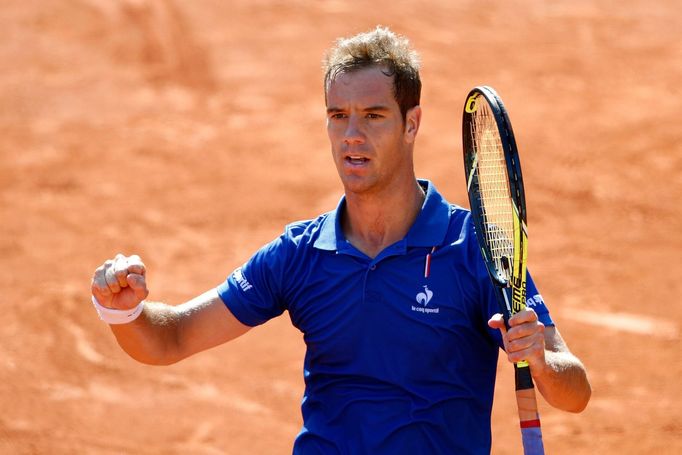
top-left (489, 310), bottom-right (591, 413)
top-left (91, 254), bottom-right (250, 365)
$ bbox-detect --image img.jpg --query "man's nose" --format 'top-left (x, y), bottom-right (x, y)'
top-left (343, 115), bottom-right (365, 144)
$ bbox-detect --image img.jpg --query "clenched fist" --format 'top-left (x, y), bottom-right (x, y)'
top-left (91, 253), bottom-right (149, 310)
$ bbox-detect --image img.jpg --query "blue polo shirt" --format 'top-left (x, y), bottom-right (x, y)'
top-left (217, 180), bottom-right (553, 454)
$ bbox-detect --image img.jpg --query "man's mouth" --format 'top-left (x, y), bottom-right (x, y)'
top-left (346, 155), bottom-right (369, 165)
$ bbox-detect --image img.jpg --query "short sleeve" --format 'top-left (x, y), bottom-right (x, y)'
top-left (216, 233), bottom-right (291, 327)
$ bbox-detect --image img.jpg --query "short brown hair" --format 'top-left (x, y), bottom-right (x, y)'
top-left (323, 26), bottom-right (421, 120)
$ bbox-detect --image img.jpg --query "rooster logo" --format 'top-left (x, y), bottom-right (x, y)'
top-left (416, 285), bottom-right (433, 306)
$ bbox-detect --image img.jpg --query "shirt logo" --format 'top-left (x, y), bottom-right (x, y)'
top-left (233, 267), bottom-right (253, 292)
top-left (526, 294), bottom-right (545, 309)
top-left (416, 285), bottom-right (433, 306)
top-left (412, 285), bottom-right (439, 314)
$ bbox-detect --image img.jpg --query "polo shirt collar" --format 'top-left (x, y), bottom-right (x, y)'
top-left (313, 179), bottom-right (451, 251)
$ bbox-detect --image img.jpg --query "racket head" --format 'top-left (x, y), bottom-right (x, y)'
top-left (462, 86), bottom-right (527, 300)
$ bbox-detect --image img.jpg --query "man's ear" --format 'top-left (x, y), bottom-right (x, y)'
top-left (404, 105), bottom-right (422, 143)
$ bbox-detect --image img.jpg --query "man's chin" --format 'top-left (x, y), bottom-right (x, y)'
top-left (340, 176), bottom-right (377, 195)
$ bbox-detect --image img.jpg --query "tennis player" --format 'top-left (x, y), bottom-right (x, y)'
top-left (91, 26), bottom-right (590, 454)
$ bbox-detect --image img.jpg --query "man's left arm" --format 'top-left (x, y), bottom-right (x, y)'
top-left (489, 309), bottom-right (592, 413)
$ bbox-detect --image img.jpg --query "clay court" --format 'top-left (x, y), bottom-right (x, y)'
top-left (1, 1), bottom-right (680, 453)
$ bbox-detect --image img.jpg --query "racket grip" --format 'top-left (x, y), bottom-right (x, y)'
top-left (521, 425), bottom-right (545, 455)
top-left (514, 364), bottom-right (545, 454)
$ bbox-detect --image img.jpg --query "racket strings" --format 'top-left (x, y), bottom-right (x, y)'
top-left (470, 101), bottom-right (514, 281)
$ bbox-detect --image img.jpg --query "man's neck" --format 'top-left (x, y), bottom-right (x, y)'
top-left (342, 179), bottom-right (426, 259)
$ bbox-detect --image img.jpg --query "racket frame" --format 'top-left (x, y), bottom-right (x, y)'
top-left (463, 86), bottom-right (527, 303)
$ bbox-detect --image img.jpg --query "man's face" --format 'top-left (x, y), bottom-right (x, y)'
top-left (326, 65), bottom-right (420, 195)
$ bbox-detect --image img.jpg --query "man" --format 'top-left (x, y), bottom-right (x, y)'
top-left (91, 27), bottom-right (590, 454)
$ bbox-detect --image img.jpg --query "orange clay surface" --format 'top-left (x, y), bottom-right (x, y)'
top-left (1, 1), bottom-right (680, 453)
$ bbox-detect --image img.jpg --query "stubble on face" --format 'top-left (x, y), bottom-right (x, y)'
top-left (325, 66), bottom-right (413, 197)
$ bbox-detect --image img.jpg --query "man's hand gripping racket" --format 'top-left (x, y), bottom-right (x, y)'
top-left (462, 86), bottom-right (545, 454)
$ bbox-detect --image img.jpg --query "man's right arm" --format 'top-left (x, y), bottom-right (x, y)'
top-left (91, 254), bottom-right (250, 365)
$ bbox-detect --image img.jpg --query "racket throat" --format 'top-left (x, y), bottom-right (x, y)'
top-left (500, 286), bottom-right (514, 322)
top-left (514, 363), bottom-right (535, 391)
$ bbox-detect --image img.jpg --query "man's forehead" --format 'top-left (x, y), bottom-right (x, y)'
top-left (326, 66), bottom-right (396, 105)
top-left (328, 64), bottom-right (393, 86)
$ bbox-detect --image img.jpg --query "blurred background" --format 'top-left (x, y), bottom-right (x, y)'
top-left (0, 0), bottom-right (680, 453)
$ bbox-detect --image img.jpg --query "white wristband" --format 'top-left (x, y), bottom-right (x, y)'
top-left (91, 295), bottom-right (145, 325)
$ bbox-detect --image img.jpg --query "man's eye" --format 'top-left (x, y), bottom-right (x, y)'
top-left (366, 113), bottom-right (382, 119)
top-left (330, 113), bottom-right (347, 119)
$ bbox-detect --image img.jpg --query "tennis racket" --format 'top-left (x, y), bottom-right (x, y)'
top-left (462, 86), bottom-right (544, 454)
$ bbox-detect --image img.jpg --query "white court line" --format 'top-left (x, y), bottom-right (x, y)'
top-left (561, 309), bottom-right (678, 339)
